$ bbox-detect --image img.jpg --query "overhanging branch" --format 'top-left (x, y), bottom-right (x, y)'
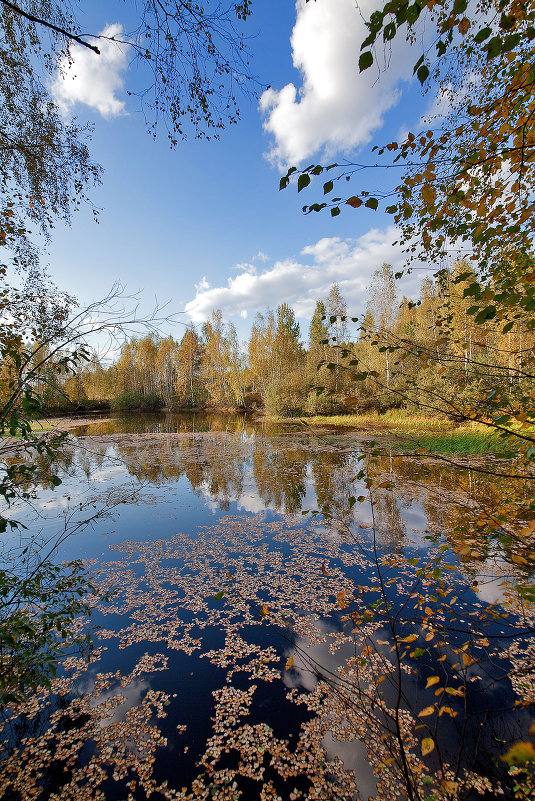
top-left (0, 0), bottom-right (100, 54)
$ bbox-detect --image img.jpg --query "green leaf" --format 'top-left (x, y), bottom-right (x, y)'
top-left (499, 14), bottom-right (516, 31)
top-left (213, 591), bottom-right (225, 600)
top-left (365, 197), bottom-right (378, 210)
top-left (359, 51), bottom-right (373, 72)
top-left (485, 36), bottom-right (502, 58)
top-left (502, 33), bottom-right (521, 52)
top-left (297, 173), bottom-right (311, 193)
top-left (383, 22), bottom-right (396, 41)
top-left (331, 206), bottom-right (340, 217)
top-left (417, 64), bottom-right (429, 84)
top-left (474, 306), bottom-right (496, 324)
top-left (406, 4), bottom-right (421, 25)
top-left (323, 180), bottom-right (334, 195)
top-left (474, 26), bottom-right (492, 43)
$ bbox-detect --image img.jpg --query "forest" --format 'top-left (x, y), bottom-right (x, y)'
top-left (49, 262), bottom-right (534, 426)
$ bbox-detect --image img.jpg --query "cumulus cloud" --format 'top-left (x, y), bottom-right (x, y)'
top-left (232, 262), bottom-right (257, 275)
top-left (260, 0), bottom-right (414, 166)
top-left (52, 23), bottom-right (128, 118)
top-left (184, 227), bottom-right (430, 324)
top-left (195, 276), bottom-right (211, 292)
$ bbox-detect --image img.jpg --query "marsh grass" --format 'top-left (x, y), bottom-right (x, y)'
top-left (393, 429), bottom-right (514, 455)
top-left (296, 410), bottom-right (451, 433)
top-left (286, 411), bottom-right (518, 454)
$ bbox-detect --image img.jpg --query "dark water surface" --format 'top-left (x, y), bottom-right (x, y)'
top-left (2, 412), bottom-right (532, 800)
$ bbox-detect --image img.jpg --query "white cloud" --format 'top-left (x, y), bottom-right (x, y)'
top-left (52, 23), bottom-right (128, 118)
top-left (195, 276), bottom-right (211, 292)
top-left (232, 262), bottom-right (257, 275)
top-left (184, 227), bottom-right (430, 324)
top-left (260, 0), bottom-right (413, 167)
top-left (420, 72), bottom-right (481, 127)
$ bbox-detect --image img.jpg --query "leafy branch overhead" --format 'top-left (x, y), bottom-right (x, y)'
top-left (284, 0), bottom-right (535, 317)
top-left (0, 1), bottom-right (257, 273)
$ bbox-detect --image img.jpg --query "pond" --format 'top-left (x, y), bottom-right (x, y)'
top-left (1, 412), bottom-right (533, 800)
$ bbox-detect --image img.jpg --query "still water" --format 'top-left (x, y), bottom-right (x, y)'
top-left (1, 413), bottom-right (532, 800)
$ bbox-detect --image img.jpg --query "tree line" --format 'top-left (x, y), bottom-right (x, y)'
top-left (42, 262), bottom-right (533, 421)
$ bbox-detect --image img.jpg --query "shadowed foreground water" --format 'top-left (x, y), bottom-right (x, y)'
top-left (1, 412), bottom-right (533, 800)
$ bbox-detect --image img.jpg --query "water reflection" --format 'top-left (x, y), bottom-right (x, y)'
top-left (11, 411), bottom-right (531, 575)
top-left (3, 413), bottom-right (533, 801)
top-left (60, 416), bottom-right (526, 563)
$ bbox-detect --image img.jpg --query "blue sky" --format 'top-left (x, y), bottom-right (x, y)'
top-left (44, 0), bottom-right (435, 342)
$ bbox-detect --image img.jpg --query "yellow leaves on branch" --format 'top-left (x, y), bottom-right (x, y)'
top-left (501, 741), bottom-right (535, 765)
top-left (419, 704), bottom-right (458, 718)
top-left (285, 655), bottom-right (294, 671)
top-left (420, 183), bottom-right (436, 207)
top-left (419, 706), bottom-right (435, 718)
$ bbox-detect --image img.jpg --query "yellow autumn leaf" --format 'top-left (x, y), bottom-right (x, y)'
top-left (462, 652), bottom-right (475, 667)
top-left (458, 17), bottom-right (470, 35)
top-left (425, 676), bottom-right (440, 689)
top-left (421, 737), bottom-right (435, 756)
top-left (438, 706), bottom-right (458, 718)
top-left (500, 741), bottom-right (535, 765)
top-left (445, 686), bottom-right (464, 697)
top-left (424, 606), bottom-right (433, 616)
top-left (440, 780), bottom-right (459, 794)
top-left (418, 706), bottom-right (435, 717)
top-left (401, 634), bottom-right (418, 643)
top-left (337, 591), bottom-right (347, 609)
top-left (420, 183), bottom-right (436, 206)
top-left (511, 554), bottom-right (528, 566)
top-left (285, 655), bottom-right (294, 671)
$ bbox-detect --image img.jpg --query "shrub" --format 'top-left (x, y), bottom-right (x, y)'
top-left (110, 391), bottom-right (164, 411)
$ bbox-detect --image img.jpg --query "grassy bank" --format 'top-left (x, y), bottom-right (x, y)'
top-left (288, 411), bottom-right (516, 455)
top-left (297, 410), bottom-right (450, 433)
top-left (392, 429), bottom-right (514, 455)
